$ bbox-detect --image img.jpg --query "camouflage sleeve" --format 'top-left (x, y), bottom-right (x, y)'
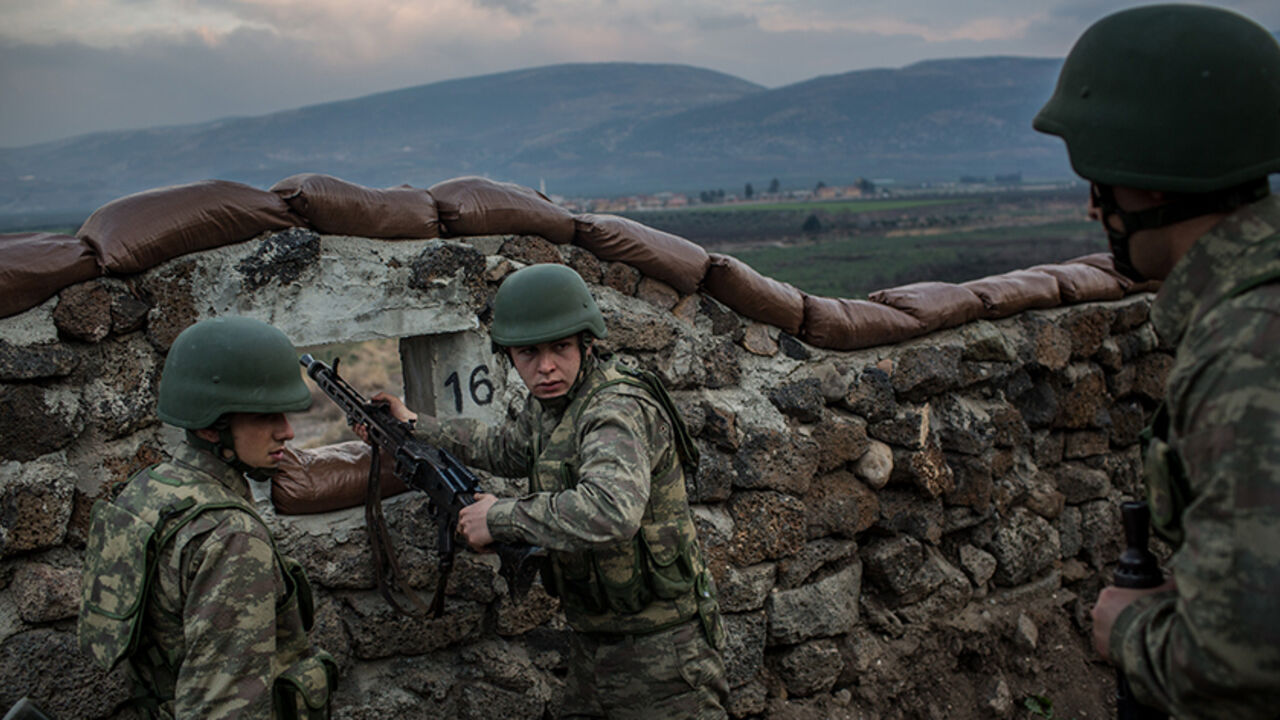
top-left (174, 515), bottom-right (280, 719)
top-left (412, 402), bottom-right (535, 478)
top-left (1112, 293), bottom-right (1280, 717)
top-left (487, 391), bottom-right (667, 551)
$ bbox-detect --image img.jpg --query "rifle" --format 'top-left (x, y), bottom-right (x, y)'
top-left (1113, 501), bottom-right (1167, 720)
top-left (300, 353), bottom-right (544, 617)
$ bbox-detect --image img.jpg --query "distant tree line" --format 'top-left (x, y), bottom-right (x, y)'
top-left (695, 176), bottom-right (878, 205)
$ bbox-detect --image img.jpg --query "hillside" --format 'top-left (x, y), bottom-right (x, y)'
top-left (530, 57), bottom-right (1069, 191)
top-left (0, 57), bottom-right (1074, 221)
top-left (0, 63), bottom-right (762, 219)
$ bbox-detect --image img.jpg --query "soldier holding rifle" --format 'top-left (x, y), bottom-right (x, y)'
top-left (1034, 5), bottom-right (1280, 718)
top-left (365, 264), bottom-right (729, 719)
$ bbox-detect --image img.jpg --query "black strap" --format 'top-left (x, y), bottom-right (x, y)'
top-left (364, 447), bottom-right (429, 616)
top-left (1094, 179), bottom-right (1270, 281)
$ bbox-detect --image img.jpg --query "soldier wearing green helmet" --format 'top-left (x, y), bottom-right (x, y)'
top-left (370, 264), bottom-right (729, 719)
top-left (1035, 5), bottom-right (1280, 718)
top-left (78, 316), bottom-right (337, 719)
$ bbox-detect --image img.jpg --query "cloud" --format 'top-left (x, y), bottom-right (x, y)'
top-left (693, 12), bottom-right (758, 32)
top-left (754, 12), bottom-right (1038, 44)
top-left (473, 0), bottom-right (539, 17)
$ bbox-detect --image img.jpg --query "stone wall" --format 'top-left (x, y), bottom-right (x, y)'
top-left (0, 228), bottom-right (1170, 719)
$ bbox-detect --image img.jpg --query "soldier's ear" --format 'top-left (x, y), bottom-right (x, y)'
top-left (194, 428), bottom-right (220, 443)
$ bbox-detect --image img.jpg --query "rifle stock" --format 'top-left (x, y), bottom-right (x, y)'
top-left (300, 354), bottom-right (544, 616)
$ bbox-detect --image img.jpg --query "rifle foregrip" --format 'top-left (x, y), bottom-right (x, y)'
top-left (1114, 500), bottom-right (1168, 720)
top-left (1115, 501), bottom-right (1163, 590)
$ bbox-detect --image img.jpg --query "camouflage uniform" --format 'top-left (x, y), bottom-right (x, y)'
top-left (79, 441), bottom-right (336, 719)
top-left (1112, 193), bottom-right (1280, 718)
top-left (418, 352), bottom-right (728, 719)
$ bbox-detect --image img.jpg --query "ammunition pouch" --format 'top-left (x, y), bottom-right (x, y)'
top-left (552, 523), bottom-right (699, 617)
top-left (272, 651), bottom-right (339, 720)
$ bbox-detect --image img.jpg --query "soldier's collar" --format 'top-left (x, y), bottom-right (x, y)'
top-left (175, 438), bottom-right (255, 500)
top-left (1151, 194), bottom-right (1279, 345)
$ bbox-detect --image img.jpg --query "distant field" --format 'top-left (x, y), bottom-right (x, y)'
top-left (668, 198), bottom-right (961, 214)
top-left (725, 220), bottom-right (1105, 298)
top-left (622, 188), bottom-right (1089, 248)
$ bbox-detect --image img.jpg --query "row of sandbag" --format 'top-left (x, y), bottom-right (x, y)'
top-left (1, 174), bottom-right (1152, 354)
top-left (1, 174), bottom-right (705, 318)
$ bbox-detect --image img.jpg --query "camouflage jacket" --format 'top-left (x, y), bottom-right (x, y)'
top-left (1112, 193), bottom-right (1280, 718)
top-left (78, 441), bottom-right (334, 719)
top-left (416, 354), bottom-right (723, 637)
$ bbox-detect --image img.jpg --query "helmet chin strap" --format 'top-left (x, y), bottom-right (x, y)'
top-left (1093, 180), bottom-right (1269, 282)
top-left (573, 334), bottom-right (595, 388)
top-left (185, 425), bottom-right (276, 482)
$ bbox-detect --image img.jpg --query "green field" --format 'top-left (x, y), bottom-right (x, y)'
top-left (724, 220), bottom-right (1105, 298)
top-left (670, 198), bottom-right (962, 214)
top-left (623, 188), bottom-right (1089, 248)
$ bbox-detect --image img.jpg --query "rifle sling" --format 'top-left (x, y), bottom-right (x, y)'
top-left (430, 555), bottom-right (452, 618)
top-left (364, 446), bottom-right (430, 616)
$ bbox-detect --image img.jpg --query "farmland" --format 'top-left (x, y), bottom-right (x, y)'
top-left (624, 187), bottom-right (1105, 298)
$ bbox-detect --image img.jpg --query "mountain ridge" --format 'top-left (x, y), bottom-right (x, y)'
top-left (1, 58), bottom-right (1074, 218)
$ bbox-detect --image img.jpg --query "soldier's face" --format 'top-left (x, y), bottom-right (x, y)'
top-left (509, 338), bottom-right (582, 399)
top-left (227, 412), bottom-right (295, 468)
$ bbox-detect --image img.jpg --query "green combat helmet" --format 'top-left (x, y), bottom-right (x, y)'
top-left (1033, 4), bottom-right (1280, 279)
top-left (1033, 4), bottom-right (1280, 193)
top-left (157, 316), bottom-right (312, 430)
top-left (490, 264), bottom-right (607, 349)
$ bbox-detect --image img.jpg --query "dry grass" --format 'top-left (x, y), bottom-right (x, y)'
top-left (292, 338), bottom-right (404, 449)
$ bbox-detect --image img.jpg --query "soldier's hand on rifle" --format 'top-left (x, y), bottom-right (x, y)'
top-left (1091, 579), bottom-right (1176, 660)
top-left (458, 493), bottom-right (498, 551)
top-left (352, 393), bottom-right (418, 443)
top-left (371, 392), bottom-right (417, 423)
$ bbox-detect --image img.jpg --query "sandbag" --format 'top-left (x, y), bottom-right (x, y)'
top-left (271, 173), bottom-right (440, 239)
top-left (1028, 261), bottom-right (1126, 304)
top-left (868, 282), bottom-right (986, 333)
top-left (961, 270), bottom-right (1061, 319)
top-left (0, 233), bottom-right (101, 319)
top-left (573, 214), bottom-right (709, 295)
top-left (429, 176), bottom-right (575, 244)
top-left (702, 253), bottom-right (806, 335)
top-left (272, 441), bottom-right (408, 515)
top-left (1065, 252), bottom-right (1162, 295)
top-left (77, 180), bottom-right (303, 274)
top-left (800, 294), bottom-right (926, 351)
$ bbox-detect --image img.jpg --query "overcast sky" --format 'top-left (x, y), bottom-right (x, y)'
top-left (2, 0), bottom-right (1277, 148)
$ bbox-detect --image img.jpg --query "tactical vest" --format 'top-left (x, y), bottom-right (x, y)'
top-left (78, 459), bottom-right (336, 719)
top-left (530, 359), bottom-right (724, 644)
top-left (1143, 235), bottom-right (1280, 547)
